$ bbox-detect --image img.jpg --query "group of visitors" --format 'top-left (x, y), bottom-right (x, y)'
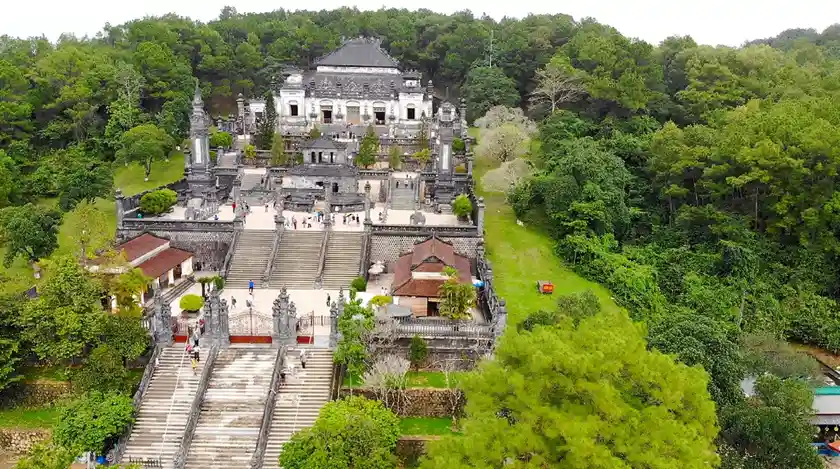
top-left (186, 330), bottom-right (202, 374)
top-left (279, 349), bottom-right (308, 385)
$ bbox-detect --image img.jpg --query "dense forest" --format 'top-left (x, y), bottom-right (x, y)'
top-left (2, 6), bottom-right (840, 468)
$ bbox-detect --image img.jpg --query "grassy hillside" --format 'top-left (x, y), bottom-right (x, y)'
top-left (471, 129), bottom-right (619, 323)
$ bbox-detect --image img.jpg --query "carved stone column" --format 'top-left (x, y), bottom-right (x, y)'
top-left (477, 196), bottom-right (486, 236)
top-left (364, 181), bottom-right (372, 224)
top-left (285, 302), bottom-right (298, 346)
top-left (329, 300), bottom-right (339, 349)
top-left (323, 186), bottom-right (333, 229)
top-left (218, 297), bottom-right (230, 347)
top-left (153, 289), bottom-right (173, 345)
top-left (115, 189), bottom-right (125, 230)
top-left (202, 295), bottom-right (217, 345)
top-left (271, 288), bottom-right (289, 346)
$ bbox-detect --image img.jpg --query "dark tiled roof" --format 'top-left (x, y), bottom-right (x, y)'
top-left (304, 71), bottom-right (398, 100)
top-left (316, 38), bottom-right (399, 68)
top-left (117, 233), bottom-right (168, 262)
top-left (137, 248), bottom-right (193, 279)
top-left (391, 237), bottom-right (472, 298)
top-left (304, 136), bottom-right (344, 150)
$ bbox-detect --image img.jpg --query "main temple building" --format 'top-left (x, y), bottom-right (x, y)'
top-left (274, 37), bottom-right (433, 138)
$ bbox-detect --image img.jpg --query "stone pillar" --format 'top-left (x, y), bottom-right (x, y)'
top-left (323, 186), bottom-right (333, 229)
top-left (459, 97), bottom-right (468, 139)
top-left (237, 93), bottom-right (246, 135)
top-left (328, 300), bottom-right (339, 349)
top-left (203, 295), bottom-right (217, 345)
top-left (153, 289), bottom-right (173, 346)
top-left (218, 297), bottom-right (230, 347)
top-left (286, 302), bottom-right (298, 346)
top-left (477, 196), bottom-right (486, 235)
top-left (271, 288), bottom-right (289, 346)
top-left (466, 154), bottom-right (474, 177)
top-left (115, 189), bottom-right (125, 230)
top-left (492, 299), bottom-right (507, 341)
top-left (364, 181), bottom-right (372, 224)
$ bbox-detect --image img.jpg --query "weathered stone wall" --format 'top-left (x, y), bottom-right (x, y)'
top-left (285, 174), bottom-right (357, 194)
top-left (370, 234), bottom-right (481, 264)
top-left (342, 388), bottom-right (464, 418)
top-left (0, 382), bottom-right (70, 409)
top-left (117, 228), bottom-right (233, 271)
top-left (385, 344), bottom-right (481, 371)
top-left (0, 429), bottom-right (51, 455)
top-left (396, 436), bottom-right (438, 466)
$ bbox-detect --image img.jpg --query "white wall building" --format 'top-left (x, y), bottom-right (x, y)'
top-left (276, 37), bottom-right (433, 138)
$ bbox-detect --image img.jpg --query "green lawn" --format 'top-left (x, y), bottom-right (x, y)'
top-left (0, 406), bottom-right (61, 429)
top-left (399, 417), bottom-right (456, 436)
top-left (113, 154), bottom-right (185, 196)
top-left (472, 128), bottom-right (620, 324)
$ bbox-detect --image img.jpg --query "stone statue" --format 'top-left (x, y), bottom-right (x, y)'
top-left (409, 204), bottom-right (426, 226)
top-left (153, 290), bottom-right (173, 345)
top-left (219, 298), bottom-right (230, 345)
top-left (329, 300), bottom-right (339, 348)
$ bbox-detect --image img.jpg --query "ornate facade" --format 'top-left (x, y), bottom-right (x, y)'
top-left (275, 37), bottom-right (433, 138)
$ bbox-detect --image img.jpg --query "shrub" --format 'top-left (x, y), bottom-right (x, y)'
top-left (453, 137), bottom-right (466, 153)
top-left (139, 188), bottom-right (177, 216)
top-left (209, 128), bottom-right (233, 148)
top-left (72, 344), bottom-right (130, 394)
top-left (409, 335), bottom-right (428, 368)
top-left (350, 276), bottom-right (368, 292)
top-left (452, 194), bottom-right (473, 219)
top-left (370, 295), bottom-right (392, 307)
top-left (179, 294), bottom-right (205, 312)
top-left (455, 164), bottom-right (467, 173)
top-left (53, 391), bottom-right (134, 454)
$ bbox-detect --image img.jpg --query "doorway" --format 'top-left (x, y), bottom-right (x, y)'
top-left (374, 111), bottom-right (386, 125)
top-left (322, 109), bottom-right (333, 124)
top-left (332, 182), bottom-right (339, 194)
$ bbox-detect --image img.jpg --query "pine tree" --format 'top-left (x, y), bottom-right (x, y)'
top-left (256, 91), bottom-right (277, 149)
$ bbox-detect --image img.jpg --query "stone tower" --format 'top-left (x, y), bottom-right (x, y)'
top-left (433, 101), bottom-right (457, 211)
top-left (186, 82), bottom-right (214, 197)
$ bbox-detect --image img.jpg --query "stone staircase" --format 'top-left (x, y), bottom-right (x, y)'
top-left (270, 231), bottom-right (323, 289)
top-left (241, 171), bottom-right (264, 191)
top-left (390, 179), bottom-right (415, 210)
top-left (121, 345), bottom-right (208, 468)
top-left (322, 232), bottom-right (365, 290)
top-left (184, 347), bottom-right (277, 469)
top-left (263, 348), bottom-right (334, 468)
top-left (226, 230), bottom-right (275, 289)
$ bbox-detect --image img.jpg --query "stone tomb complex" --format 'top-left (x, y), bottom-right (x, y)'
top-left (111, 68), bottom-right (507, 468)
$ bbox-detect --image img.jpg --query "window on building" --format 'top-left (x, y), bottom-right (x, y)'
top-left (318, 152), bottom-right (323, 163)
top-left (322, 109), bottom-right (332, 124)
top-left (347, 106), bottom-right (360, 124)
top-left (310, 151), bottom-right (316, 163)
top-left (407, 106), bottom-right (416, 120)
top-left (290, 104), bottom-right (299, 116)
top-left (374, 111), bottom-right (386, 125)
top-left (330, 152), bottom-right (335, 163)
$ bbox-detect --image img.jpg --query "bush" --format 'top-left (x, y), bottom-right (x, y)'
top-left (452, 194), bottom-right (473, 219)
top-left (53, 391), bottom-right (134, 454)
top-left (350, 276), bottom-right (368, 292)
top-left (453, 138), bottom-right (466, 154)
top-left (455, 164), bottom-right (467, 173)
top-left (179, 294), bottom-right (205, 312)
top-left (409, 335), bottom-right (428, 368)
top-left (369, 295), bottom-right (392, 307)
top-left (209, 128), bottom-right (233, 148)
top-left (72, 345), bottom-right (130, 394)
top-left (139, 188), bottom-right (177, 216)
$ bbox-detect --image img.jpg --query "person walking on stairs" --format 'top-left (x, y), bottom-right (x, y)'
top-left (248, 279), bottom-right (254, 295)
top-left (300, 349), bottom-right (307, 369)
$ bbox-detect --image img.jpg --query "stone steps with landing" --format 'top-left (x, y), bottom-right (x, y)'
top-left (270, 231), bottom-right (323, 289)
top-left (241, 172), bottom-right (265, 191)
top-left (262, 348), bottom-right (334, 468)
top-left (121, 345), bottom-right (209, 468)
top-left (226, 230), bottom-right (275, 289)
top-left (390, 185), bottom-right (416, 210)
top-left (184, 347), bottom-right (277, 469)
top-left (321, 232), bottom-right (365, 291)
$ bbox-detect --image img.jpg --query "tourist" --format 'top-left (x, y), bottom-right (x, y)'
top-left (231, 297), bottom-right (237, 310)
top-left (300, 349), bottom-right (307, 369)
top-left (326, 293), bottom-right (331, 307)
top-left (232, 202), bottom-right (237, 212)
top-left (280, 367), bottom-right (287, 385)
top-left (248, 280), bottom-right (254, 294)
top-left (292, 216), bottom-right (297, 229)
top-left (265, 203), bottom-right (268, 212)
top-left (193, 344), bottom-right (201, 364)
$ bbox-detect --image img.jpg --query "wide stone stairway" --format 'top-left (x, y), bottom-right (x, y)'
top-left (185, 347), bottom-right (277, 469)
top-left (241, 171), bottom-right (265, 191)
top-left (121, 345), bottom-right (208, 468)
top-left (390, 179), bottom-right (416, 210)
top-left (226, 230), bottom-right (275, 289)
top-left (322, 232), bottom-right (365, 290)
top-left (263, 348), bottom-right (334, 468)
top-left (270, 231), bottom-right (323, 289)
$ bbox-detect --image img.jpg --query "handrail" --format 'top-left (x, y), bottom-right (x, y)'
top-left (158, 348), bottom-right (189, 460)
top-left (222, 228), bottom-right (242, 279)
top-left (248, 345), bottom-right (288, 469)
top-left (112, 345), bottom-right (163, 464)
top-left (313, 230), bottom-right (330, 289)
top-left (173, 346), bottom-right (219, 469)
top-left (262, 227), bottom-right (283, 287)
